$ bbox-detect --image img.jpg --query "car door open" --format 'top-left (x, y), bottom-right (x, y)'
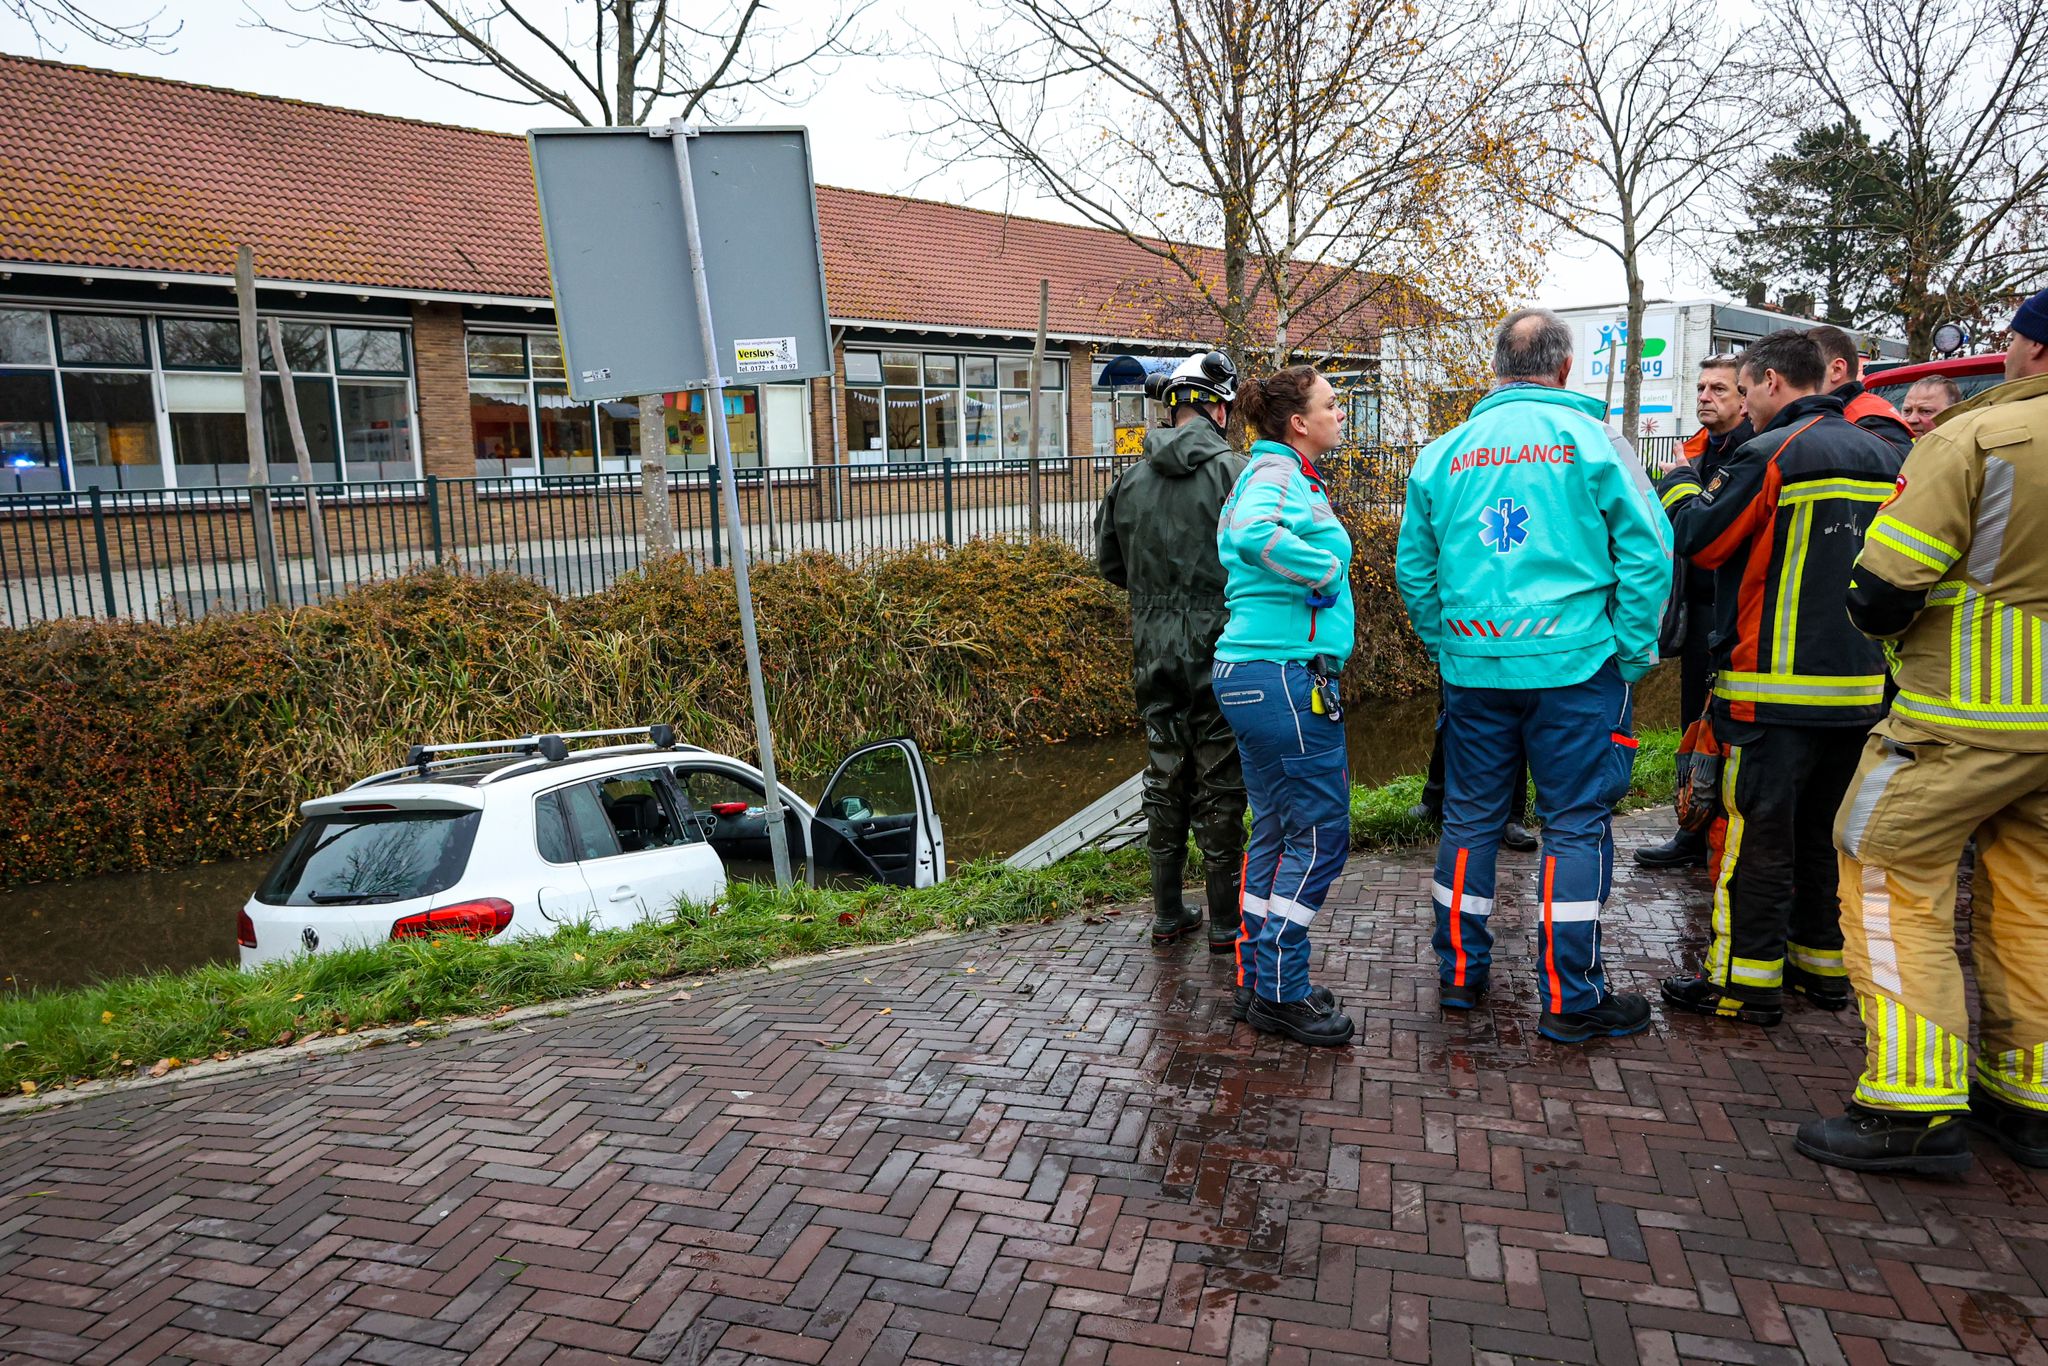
top-left (809, 738), bottom-right (946, 888)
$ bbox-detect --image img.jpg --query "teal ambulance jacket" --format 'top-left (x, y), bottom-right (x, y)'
top-left (1215, 439), bottom-right (1355, 668)
top-left (1395, 385), bottom-right (1671, 689)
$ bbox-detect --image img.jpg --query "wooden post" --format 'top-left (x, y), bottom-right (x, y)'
top-left (1026, 278), bottom-right (1049, 540)
top-left (265, 317), bottom-right (332, 582)
top-left (235, 246), bottom-right (283, 608)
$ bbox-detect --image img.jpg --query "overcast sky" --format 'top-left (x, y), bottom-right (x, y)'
top-left (0, 0), bottom-right (1710, 313)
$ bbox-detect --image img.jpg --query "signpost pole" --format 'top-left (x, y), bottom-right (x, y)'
top-left (668, 119), bottom-right (795, 889)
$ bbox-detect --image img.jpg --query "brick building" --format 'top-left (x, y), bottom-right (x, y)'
top-left (0, 54), bottom-right (1386, 496)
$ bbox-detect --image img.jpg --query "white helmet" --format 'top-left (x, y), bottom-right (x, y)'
top-left (1145, 349), bottom-right (1238, 409)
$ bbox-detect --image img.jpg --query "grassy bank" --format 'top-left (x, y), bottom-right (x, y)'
top-left (1, 846), bottom-right (1152, 1097)
top-left (3, 732), bottom-right (1679, 1097)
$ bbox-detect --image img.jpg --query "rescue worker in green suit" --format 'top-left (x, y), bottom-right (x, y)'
top-left (1096, 350), bottom-right (1251, 949)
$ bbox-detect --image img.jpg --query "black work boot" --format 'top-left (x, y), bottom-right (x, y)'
top-left (1247, 993), bottom-right (1356, 1047)
top-left (1660, 972), bottom-right (1783, 1026)
top-left (1635, 829), bottom-right (1708, 870)
top-left (1786, 965), bottom-right (1850, 1010)
top-left (1205, 866), bottom-right (1242, 955)
top-left (1501, 822), bottom-right (1538, 852)
top-left (1540, 991), bottom-right (1652, 1044)
top-left (1234, 983), bottom-right (1336, 1021)
top-left (1969, 1085), bottom-right (2048, 1167)
top-left (1149, 855), bottom-right (1201, 946)
top-left (1796, 1106), bottom-right (1971, 1175)
top-left (1440, 980), bottom-right (1488, 1010)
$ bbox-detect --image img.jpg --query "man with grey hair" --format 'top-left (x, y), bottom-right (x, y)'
top-left (1396, 307), bottom-right (1673, 1044)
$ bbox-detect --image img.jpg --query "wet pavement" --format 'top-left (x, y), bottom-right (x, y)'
top-left (4, 813), bottom-right (2028, 1366)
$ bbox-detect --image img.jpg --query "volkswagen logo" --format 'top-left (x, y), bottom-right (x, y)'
top-left (301, 927), bottom-right (320, 952)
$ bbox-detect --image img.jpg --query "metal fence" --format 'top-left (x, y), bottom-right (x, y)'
top-left (0, 438), bottom-right (1672, 628)
top-left (0, 456), bottom-right (1143, 627)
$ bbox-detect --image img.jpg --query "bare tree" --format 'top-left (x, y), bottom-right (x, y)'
top-left (1767, 0), bottom-right (2048, 359)
top-left (1508, 0), bottom-right (1742, 438)
top-left (3, 0), bottom-right (177, 49)
top-left (255, 0), bottom-right (870, 555)
top-left (913, 0), bottom-right (1557, 374)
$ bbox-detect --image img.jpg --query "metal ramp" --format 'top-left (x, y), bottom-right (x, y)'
top-left (1004, 770), bottom-right (1148, 870)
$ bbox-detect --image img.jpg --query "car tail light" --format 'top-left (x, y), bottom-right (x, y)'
top-left (237, 909), bottom-right (257, 949)
top-left (391, 898), bottom-right (514, 941)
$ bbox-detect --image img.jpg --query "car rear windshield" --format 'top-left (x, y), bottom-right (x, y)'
top-left (256, 809), bottom-right (482, 907)
top-left (1869, 371), bottom-right (2004, 409)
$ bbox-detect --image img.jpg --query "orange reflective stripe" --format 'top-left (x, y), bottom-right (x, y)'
top-left (1450, 846), bottom-right (1469, 986)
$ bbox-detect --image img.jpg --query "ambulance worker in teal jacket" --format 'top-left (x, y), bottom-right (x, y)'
top-left (1396, 308), bottom-right (1671, 1044)
top-left (1213, 366), bottom-right (1357, 1047)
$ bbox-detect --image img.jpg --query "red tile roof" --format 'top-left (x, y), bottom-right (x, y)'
top-left (0, 54), bottom-right (1385, 348)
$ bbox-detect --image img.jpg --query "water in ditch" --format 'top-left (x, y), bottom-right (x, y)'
top-left (0, 673), bottom-right (1675, 993)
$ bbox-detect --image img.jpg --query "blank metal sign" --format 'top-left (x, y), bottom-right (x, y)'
top-left (527, 125), bottom-right (833, 402)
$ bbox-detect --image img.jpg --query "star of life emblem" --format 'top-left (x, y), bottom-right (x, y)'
top-left (1479, 497), bottom-right (1530, 553)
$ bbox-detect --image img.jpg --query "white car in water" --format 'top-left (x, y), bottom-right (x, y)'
top-left (238, 726), bottom-right (946, 969)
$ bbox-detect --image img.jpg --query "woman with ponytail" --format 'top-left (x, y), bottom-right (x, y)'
top-left (1212, 365), bottom-right (1357, 1047)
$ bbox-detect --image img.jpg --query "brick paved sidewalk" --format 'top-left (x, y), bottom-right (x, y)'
top-left (4, 815), bottom-right (2044, 1366)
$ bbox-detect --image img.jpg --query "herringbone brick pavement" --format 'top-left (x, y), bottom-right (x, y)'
top-left (3, 815), bottom-right (2042, 1365)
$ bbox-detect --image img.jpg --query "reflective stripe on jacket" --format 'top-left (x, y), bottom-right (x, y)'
top-left (1657, 392), bottom-right (1903, 727)
top-left (1854, 371), bottom-right (2048, 749)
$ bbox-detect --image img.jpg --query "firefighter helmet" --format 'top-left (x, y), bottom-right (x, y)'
top-left (1145, 349), bottom-right (1238, 410)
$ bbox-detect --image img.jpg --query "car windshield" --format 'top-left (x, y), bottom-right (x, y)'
top-left (256, 810), bottom-right (481, 907)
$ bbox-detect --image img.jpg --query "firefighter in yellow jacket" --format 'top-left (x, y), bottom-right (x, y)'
top-left (1797, 287), bottom-right (2048, 1175)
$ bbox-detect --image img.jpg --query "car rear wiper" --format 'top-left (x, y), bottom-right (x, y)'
top-left (305, 891), bottom-right (404, 904)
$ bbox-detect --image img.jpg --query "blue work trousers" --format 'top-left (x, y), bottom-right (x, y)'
top-left (1213, 660), bottom-right (1350, 1003)
top-left (1433, 657), bottom-right (1635, 1015)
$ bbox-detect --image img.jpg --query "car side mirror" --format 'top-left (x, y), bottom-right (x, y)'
top-left (838, 795), bottom-right (872, 821)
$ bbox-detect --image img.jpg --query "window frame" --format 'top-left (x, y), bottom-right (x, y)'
top-left (0, 303), bottom-right (422, 492)
top-left (843, 346), bottom-right (1067, 468)
top-left (590, 768), bottom-right (694, 856)
top-left (465, 326), bottom-right (656, 478)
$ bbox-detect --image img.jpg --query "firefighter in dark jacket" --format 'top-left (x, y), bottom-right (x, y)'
top-left (1095, 351), bottom-right (1250, 950)
top-left (1655, 330), bottom-right (1905, 1025)
top-left (1637, 355), bottom-right (1752, 870)
top-left (1811, 325), bottom-right (1914, 455)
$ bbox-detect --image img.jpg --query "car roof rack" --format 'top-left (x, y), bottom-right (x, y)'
top-left (348, 724), bottom-right (681, 790)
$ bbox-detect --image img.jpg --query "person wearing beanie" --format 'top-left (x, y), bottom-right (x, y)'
top-left (1798, 287), bottom-right (2048, 1175)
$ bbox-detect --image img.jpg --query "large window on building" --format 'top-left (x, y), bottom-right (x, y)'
top-left (156, 315), bottom-right (365, 486)
top-left (665, 389), bottom-right (764, 470)
top-left (844, 348), bottom-right (1064, 467)
top-left (465, 331), bottom-right (812, 476)
top-left (0, 307), bottom-right (414, 492)
top-left (468, 329), bottom-right (641, 477)
top-left (54, 312), bottom-right (161, 490)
